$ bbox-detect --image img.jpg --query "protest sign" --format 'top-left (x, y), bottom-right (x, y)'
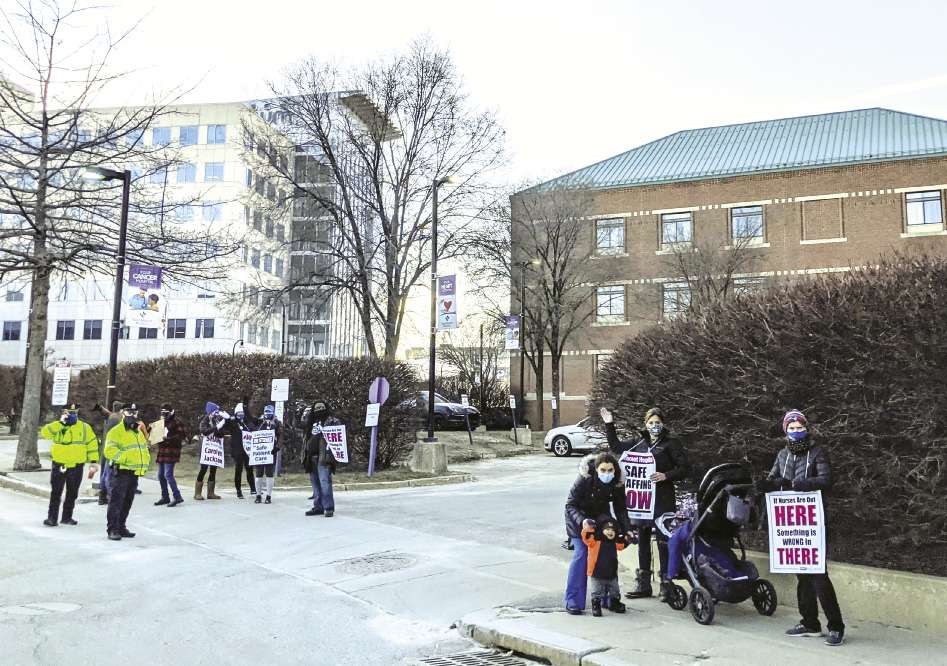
top-left (242, 431), bottom-right (253, 455)
top-left (249, 430), bottom-right (275, 466)
top-left (766, 490), bottom-right (826, 574)
top-left (618, 451), bottom-right (657, 521)
top-left (322, 425), bottom-right (348, 463)
top-left (199, 436), bottom-right (225, 468)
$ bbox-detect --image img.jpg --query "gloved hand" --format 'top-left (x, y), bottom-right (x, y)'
top-left (754, 478), bottom-right (775, 493)
top-left (217, 411), bottom-right (231, 420)
top-left (59, 413), bottom-right (69, 424)
top-left (625, 531), bottom-right (639, 545)
top-left (791, 479), bottom-right (809, 492)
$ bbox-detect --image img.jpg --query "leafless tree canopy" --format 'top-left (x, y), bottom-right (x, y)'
top-left (439, 321), bottom-right (507, 409)
top-left (242, 38), bottom-right (505, 360)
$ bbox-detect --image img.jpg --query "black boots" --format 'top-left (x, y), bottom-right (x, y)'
top-left (591, 598), bottom-right (603, 617)
top-left (154, 497), bottom-right (170, 506)
top-left (658, 580), bottom-right (671, 603)
top-left (625, 569), bottom-right (653, 598)
top-left (609, 597), bottom-right (627, 613)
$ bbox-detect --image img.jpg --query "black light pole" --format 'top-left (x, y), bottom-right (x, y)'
top-left (426, 175), bottom-right (455, 442)
top-left (232, 339), bottom-right (244, 357)
top-left (83, 167), bottom-right (131, 409)
top-left (518, 260), bottom-right (528, 427)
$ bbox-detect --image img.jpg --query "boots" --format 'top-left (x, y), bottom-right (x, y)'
top-left (658, 580), bottom-right (671, 603)
top-left (207, 482), bottom-right (221, 500)
top-left (97, 489), bottom-right (109, 505)
top-left (625, 569), bottom-right (653, 599)
top-left (591, 598), bottom-right (602, 617)
top-left (194, 481), bottom-right (205, 500)
top-left (609, 597), bottom-right (627, 613)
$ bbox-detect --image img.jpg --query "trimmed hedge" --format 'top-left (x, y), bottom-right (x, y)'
top-left (0, 365), bottom-right (24, 417)
top-left (592, 254), bottom-right (947, 576)
top-left (70, 354), bottom-right (418, 470)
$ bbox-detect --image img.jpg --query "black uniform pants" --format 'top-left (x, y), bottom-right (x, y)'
top-left (637, 523), bottom-right (669, 578)
top-left (234, 450), bottom-right (256, 493)
top-left (797, 573), bottom-right (844, 633)
top-left (107, 469), bottom-right (138, 534)
top-left (48, 464), bottom-right (84, 522)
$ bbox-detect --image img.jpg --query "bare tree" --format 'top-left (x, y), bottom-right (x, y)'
top-left (439, 320), bottom-right (506, 410)
top-left (241, 37), bottom-right (505, 360)
top-left (0, 0), bottom-right (239, 470)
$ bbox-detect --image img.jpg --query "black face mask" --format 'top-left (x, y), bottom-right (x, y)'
top-left (123, 416), bottom-right (138, 429)
top-left (312, 409), bottom-right (328, 421)
top-left (161, 410), bottom-right (173, 420)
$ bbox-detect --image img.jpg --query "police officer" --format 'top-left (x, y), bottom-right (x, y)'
top-left (103, 403), bottom-right (150, 541)
top-left (40, 403), bottom-right (99, 527)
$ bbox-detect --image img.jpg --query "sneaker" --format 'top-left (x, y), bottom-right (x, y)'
top-left (786, 624), bottom-right (823, 637)
top-left (154, 498), bottom-right (170, 506)
top-left (264, 496), bottom-right (272, 504)
top-left (168, 498), bottom-right (183, 507)
top-left (236, 491), bottom-right (244, 499)
top-left (61, 518), bottom-right (78, 526)
top-left (254, 495), bottom-right (262, 504)
top-left (560, 539), bottom-right (574, 551)
top-left (825, 630), bottom-right (845, 646)
top-left (43, 518), bottom-right (57, 527)
top-left (305, 507), bottom-right (324, 516)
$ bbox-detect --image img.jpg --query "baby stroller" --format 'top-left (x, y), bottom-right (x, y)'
top-left (656, 463), bottom-right (777, 625)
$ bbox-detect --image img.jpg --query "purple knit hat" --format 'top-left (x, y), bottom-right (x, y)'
top-left (205, 401), bottom-right (220, 415)
top-left (782, 409), bottom-right (807, 433)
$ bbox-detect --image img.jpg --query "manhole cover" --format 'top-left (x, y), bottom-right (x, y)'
top-left (334, 551), bottom-right (417, 576)
top-left (413, 650), bottom-right (534, 666)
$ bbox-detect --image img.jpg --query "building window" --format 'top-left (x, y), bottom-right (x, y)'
top-left (731, 206), bottom-right (764, 242)
top-left (204, 162), bottom-right (224, 182)
top-left (207, 124), bottom-right (226, 144)
top-left (5, 290), bottom-right (24, 302)
top-left (55, 320), bottom-right (75, 340)
top-left (275, 258), bottom-right (284, 278)
top-left (2, 321), bottom-right (21, 341)
top-left (260, 328), bottom-right (269, 347)
top-left (126, 129), bottom-right (144, 147)
top-left (202, 203), bottom-right (223, 222)
top-left (251, 249), bottom-right (261, 268)
top-left (195, 318), bottom-right (215, 338)
top-left (265, 219), bottom-right (274, 238)
top-left (174, 205), bottom-right (194, 223)
top-left (166, 318), bottom-right (187, 339)
top-left (152, 127), bottom-right (171, 146)
top-left (83, 320), bottom-right (102, 340)
top-left (662, 282), bottom-right (691, 319)
top-left (245, 168), bottom-right (253, 187)
top-left (244, 206), bottom-right (251, 225)
top-left (594, 353), bottom-right (613, 376)
top-left (177, 163), bottom-right (196, 183)
top-left (248, 323), bottom-right (258, 342)
top-left (596, 218), bottom-right (624, 254)
top-left (275, 224), bottom-right (285, 242)
top-left (661, 212), bottom-right (693, 246)
top-left (734, 277), bottom-right (764, 297)
top-left (263, 254), bottom-right (273, 273)
top-left (253, 211), bottom-right (263, 231)
top-left (905, 191), bottom-right (943, 227)
top-left (149, 168), bottom-right (168, 185)
top-left (138, 327), bottom-right (157, 339)
top-left (595, 285), bottom-right (625, 322)
top-left (179, 126), bottom-right (198, 146)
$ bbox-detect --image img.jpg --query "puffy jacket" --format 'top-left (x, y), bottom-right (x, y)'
top-left (582, 526), bottom-right (627, 579)
top-left (302, 415), bottom-right (342, 472)
top-left (564, 454), bottom-right (633, 539)
top-left (104, 422), bottom-right (150, 476)
top-left (40, 419), bottom-right (99, 468)
top-left (606, 423), bottom-right (690, 518)
top-left (154, 416), bottom-right (190, 464)
top-left (765, 442), bottom-right (832, 493)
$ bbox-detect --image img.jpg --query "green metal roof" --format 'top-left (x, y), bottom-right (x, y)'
top-left (538, 108), bottom-right (947, 191)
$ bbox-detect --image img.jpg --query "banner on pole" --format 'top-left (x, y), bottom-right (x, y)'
top-left (322, 425), bottom-right (348, 464)
top-left (766, 491), bottom-right (827, 574)
top-left (365, 404), bottom-right (380, 427)
top-left (199, 436), bottom-right (225, 468)
top-left (436, 275), bottom-right (458, 330)
top-left (504, 315), bottom-right (521, 350)
top-left (51, 360), bottom-right (71, 406)
top-left (126, 264), bottom-right (164, 328)
top-left (619, 451), bottom-right (657, 521)
top-left (248, 430), bottom-right (275, 466)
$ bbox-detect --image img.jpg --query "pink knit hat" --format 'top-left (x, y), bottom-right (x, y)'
top-left (782, 409), bottom-right (807, 433)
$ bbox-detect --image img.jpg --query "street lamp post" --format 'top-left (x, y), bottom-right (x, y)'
top-left (425, 175), bottom-right (456, 442)
top-left (232, 339), bottom-right (244, 357)
top-left (518, 261), bottom-right (528, 427)
top-left (82, 167), bottom-right (131, 409)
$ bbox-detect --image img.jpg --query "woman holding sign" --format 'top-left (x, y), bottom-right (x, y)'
top-left (601, 406), bottom-right (690, 602)
top-left (253, 405), bottom-right (282, 504)
top-left (303, 401), bottom-right (342, 517)
top-left (756, 409), bottom-right (845, 647)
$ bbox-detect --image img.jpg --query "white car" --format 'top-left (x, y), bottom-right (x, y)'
top-left (543, 418), bottom-right (608, 457)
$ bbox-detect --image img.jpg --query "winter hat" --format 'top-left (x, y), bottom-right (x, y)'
top-left (205, 401), bottom-right (220, 415)
top-left (782, 409), bottom-right (808, 433)
top-left (234, 402), bottom-right (245, 416)
top-left (263, 405), bottom-right (275, 418)
top-left (160, 402), bottom-right (173, 411)
top-left (644, 407), bottom-right (664, 423)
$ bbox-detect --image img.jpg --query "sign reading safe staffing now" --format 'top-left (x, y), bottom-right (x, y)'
top-left (436, 275), bottom-right (458, 330)
top-left (766, 490), bottom-right (827, 574)
top-left (619, 451), bottom-right (657, 521)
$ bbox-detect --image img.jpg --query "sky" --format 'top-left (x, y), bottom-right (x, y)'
top-left (72, 0), bottom-right (947, 184)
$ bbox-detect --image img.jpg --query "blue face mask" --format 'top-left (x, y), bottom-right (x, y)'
top-left (787, 430), bottom-right (808, 442)
top-left (598, 471), bottom-right (615, 484)
top-left (65, 412), bottom-right (78, 426)
top-left (647, 423), bottom-right (663, 436)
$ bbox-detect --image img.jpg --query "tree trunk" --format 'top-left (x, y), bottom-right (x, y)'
top-left (14, 267), bottom-right (50, 471)
top-left (550, 349), bottom-right (562, 429)
top-left (533, 348), bottom-right (545, 431)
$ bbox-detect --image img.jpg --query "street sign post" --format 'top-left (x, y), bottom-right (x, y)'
top-left (509, 395), bottom-right (519, 446)
top-left (271, 378), bottom-right (289, 402)
top-left (51, 361), bottom-right (71, 406)
top-left (367, 376), bottom-right (390, 476)
top-left (460, 394), bottom-right (473, 446)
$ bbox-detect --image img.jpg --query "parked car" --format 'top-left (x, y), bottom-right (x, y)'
top-left (543, 417), bottom-right (608, 457)
top-left (400, 391), bottom-right (481, 431)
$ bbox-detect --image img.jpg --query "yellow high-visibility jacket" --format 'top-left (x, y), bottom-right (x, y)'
top-left (104, 423), bottom-right (150, 476)
top-left (40, 420), bottom-right (99, 469)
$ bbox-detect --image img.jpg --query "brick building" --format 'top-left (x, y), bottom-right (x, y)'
top-left (511, 108), bottom-right (947, 426)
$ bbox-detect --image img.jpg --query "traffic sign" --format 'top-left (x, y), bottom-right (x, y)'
top-left (368, 376), bottom-right (390, 405)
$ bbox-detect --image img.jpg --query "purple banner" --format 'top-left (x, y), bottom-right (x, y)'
top-left (127, 264), bottom-right (162, 289)
top-left (437, 275), bottom-right (456, 296)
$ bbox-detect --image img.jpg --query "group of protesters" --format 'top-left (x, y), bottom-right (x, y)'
top-left (563, 406), bottom-right (846, 648)
top-left (39, 397), bottom-right (344, 542)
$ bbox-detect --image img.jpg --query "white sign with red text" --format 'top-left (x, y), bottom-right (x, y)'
top-left (619, 451), bottom-right (656, 521)
top-left (766, 491), bottom-right (826, 574)
top-left (322, 425), bottom-right (348, 464)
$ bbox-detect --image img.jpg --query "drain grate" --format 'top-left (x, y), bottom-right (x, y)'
top-left (413, 650), bottom-right (536, 666)
top-left (334, 551), bottom-right (417, 576)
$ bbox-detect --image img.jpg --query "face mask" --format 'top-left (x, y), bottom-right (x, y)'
top-left (597, 471), bottom-right (615, 484)
top-left (161, 410), bottom-right (173, 420)
top-left (123, 416), bottom-right (138, 429)
top-left (65, 412), bottom-right (78, 426)
top-left (647, 423), bottom-right (663, 436)
top-left (787, 430), bottom-right (808, 443)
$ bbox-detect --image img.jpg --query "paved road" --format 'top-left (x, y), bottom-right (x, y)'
top-left (0, 454), bottom-right (579, 665)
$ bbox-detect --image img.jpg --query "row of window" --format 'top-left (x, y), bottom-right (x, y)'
top-left (594, 191), bottom-right (946, 253)
top-left (0, 319), bottom-right (218, 342)
top-left (149, 125), bottom-right (227, 147)
top-left (243, 207), bottom-right (286, 241)
top-left (244, 322), bottom-right (281, 351)
top-left (242, 247), bottom-right (285, 278)
top-left (594, 279), bottom-right (762, 322)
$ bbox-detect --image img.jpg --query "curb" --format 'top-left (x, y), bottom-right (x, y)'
top-left (458, 608), bottom-right (612, 666)
top-left (278, 473), bottom-right (475, 492)
top-left (0, 471), bottom-right (98, 503)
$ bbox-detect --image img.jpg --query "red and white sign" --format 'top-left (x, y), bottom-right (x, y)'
top-left (619, 451), bottom-right (656, 521)
top-left (199, 436), bottom-right (225, 468)
top-left (322, 425), bottom-right (349, 464)
top-left (766, 490), bottom-right (826, 574)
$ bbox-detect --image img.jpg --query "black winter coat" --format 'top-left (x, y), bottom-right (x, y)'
top-left (302, 415), bottom-right (342, 472)
top-left (225, 417), bottom-right (257, 458)
top-left (606, 423), bottom-right (690, 519)
top-left (564, 454), bottom-right (633, 539)
top-left (765, 442), bottom-right (832, 493)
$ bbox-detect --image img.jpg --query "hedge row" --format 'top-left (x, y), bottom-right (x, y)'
top-left (592, 254), bottom-right (947, 576)
top-left (69, 354), bottom-right (419, 470)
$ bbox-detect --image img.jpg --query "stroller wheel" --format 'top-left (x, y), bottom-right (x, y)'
top-left (752, 579), bottom-right (778, 616)
top-left (689, 587), bottom-right (715, 625)
top-left (667, 583), bottom-right (688, 611)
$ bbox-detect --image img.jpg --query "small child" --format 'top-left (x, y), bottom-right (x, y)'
top-left (582, 514), bottom-right (630, 616)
